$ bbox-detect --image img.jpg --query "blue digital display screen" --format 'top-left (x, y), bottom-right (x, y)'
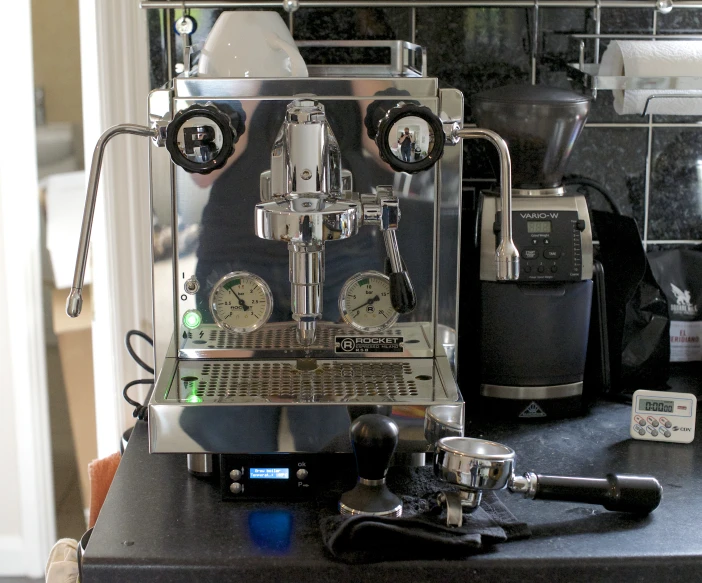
top-left (249, 468), bottom-right (289, 480)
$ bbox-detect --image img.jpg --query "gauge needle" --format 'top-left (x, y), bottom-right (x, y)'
top-left (231, 289), bottom-right (250, 311)
top-left (352, 295), bottom-right (380, 314)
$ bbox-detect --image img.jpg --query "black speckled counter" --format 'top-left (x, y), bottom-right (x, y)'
top-left (82, 371), bottom-right (702, 583)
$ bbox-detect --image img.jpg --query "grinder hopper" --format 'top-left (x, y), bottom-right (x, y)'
top-left (472, 85), bottom-right (591, 190)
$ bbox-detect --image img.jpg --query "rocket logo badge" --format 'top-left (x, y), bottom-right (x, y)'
top-left (519, 401), bottom-right (547, 418)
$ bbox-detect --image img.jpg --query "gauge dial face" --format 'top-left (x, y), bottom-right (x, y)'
top-left (210, 272), bottom-right (273, 333)
top-left (339, 271), bottom-right (399, 332)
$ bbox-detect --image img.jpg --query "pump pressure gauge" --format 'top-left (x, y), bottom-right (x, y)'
top-left (210, 272), bottom-right (273, 333)
top-left (339, 271), bottom-right (399, 332)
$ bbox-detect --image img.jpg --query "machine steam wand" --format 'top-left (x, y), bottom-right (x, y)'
top-left (451, 127), bottom-right (519, 281)
top-left (67, 124), bottom-right (158, 318)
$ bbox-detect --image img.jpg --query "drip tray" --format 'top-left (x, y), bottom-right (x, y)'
top-left (170, 359), bottom-right (440, 404)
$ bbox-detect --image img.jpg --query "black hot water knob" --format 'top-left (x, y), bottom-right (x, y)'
top-left (165, 103), bottom-right (238, 174)
top-left (339, 414), bottom-right (403, 517)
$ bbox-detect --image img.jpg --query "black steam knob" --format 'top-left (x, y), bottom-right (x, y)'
top-left (374, 103), bottom-right (446, 175)
top-left (339, 414), bottom-right (403, 517)
top-left (165, 103), bottom-right (237, 174)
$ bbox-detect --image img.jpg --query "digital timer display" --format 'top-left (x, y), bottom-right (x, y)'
top-left (527, 220), bottom-right (552, 234)
top-left (250, 468), bottom-right (289, 480)
top-left (640, 399), bottom-right (674, 413)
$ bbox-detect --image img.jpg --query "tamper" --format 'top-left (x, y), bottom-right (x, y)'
top-left (339, 414), bottom-right (403, 517)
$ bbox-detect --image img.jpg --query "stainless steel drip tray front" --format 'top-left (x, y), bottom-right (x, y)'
top-left (178, 322), bottom-right (432, 359)
top-left (148, 357), bottom-right (461, 453)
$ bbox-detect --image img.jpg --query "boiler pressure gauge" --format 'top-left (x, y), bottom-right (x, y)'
top-left (339, 271), bottom-right (399, 332)
top-left (210, 272), bottom-right (273, 333)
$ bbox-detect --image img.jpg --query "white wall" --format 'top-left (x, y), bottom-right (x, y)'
top-left (79, 0), bottom-right (152, 456)
top-left (0, 0), bottom-right (56, 576)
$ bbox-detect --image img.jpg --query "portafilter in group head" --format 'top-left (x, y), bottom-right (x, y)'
top-left (434, 437), bottom-right (662, 527)
top-left (472, 85), bottom-right (591, 191)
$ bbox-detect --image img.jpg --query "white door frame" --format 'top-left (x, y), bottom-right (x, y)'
top-left (79, 0), bottom-right (153, 457)
top-left (0, 0), bottom-right (55, 576)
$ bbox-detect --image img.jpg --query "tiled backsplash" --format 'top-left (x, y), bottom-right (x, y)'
top-left (148, 5), bottom-right (702, 246)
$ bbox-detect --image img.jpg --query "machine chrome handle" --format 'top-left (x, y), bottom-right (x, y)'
top-left (453, 127), bottom-right (519, 281)
top-left (510, 472), bottom-right (663, 514)
top-left (66, 124), bottom-right (156, 318)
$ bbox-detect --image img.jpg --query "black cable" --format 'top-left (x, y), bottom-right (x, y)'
top-left (126, 330), bottom-right (155, 374)
top-left (123, 330), bottom-right (155, 421)
top-left (563, 174), bottom-right (622, 216)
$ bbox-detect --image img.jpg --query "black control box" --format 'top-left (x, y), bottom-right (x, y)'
top-left (505, 209), bottom-right (586, 282)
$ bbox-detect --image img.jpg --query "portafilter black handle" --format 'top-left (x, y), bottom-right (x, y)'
top-left (339, 414), bottom-right (403, 517)
top-left (511, 473), bottom-right (662, 515)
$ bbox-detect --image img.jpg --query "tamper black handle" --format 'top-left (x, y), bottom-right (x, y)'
top-left (350, 414), bottom-right (399, 481)
top-left (532, 473), bottom-right (662, 514)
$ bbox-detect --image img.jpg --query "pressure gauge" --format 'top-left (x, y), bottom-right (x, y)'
top-left (339, 271), bottom-right (399, 332)
top-left (210, 272), bottom-right (273, 333)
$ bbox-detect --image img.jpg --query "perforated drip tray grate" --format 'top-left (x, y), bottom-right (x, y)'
top-left (170, 359), bottom-right (440, 403)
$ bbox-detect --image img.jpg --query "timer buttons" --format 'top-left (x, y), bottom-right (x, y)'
top-left (634, 415), bottom-right (646, 426)
top-left (647, 416), bottom-right (659, 427)
top-left (660, 417), bottom-right (672, 428)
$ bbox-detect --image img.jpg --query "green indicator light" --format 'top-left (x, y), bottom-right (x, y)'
top-left (186, 394), bottom-right (203, 403)
top-left (359, 278), bottom-right (369, 287)
top-left (183, 309), bottom-right (202, 329)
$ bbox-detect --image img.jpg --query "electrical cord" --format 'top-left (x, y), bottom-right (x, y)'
top-left (126, 329), bottom-right (155, 374)
top-left (123, 330), bottom-right (155, 420)
top-left (563, 174), bottom-right (622, 216)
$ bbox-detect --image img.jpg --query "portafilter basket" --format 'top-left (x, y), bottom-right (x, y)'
top-left (434, 437), bottom-right (663, 527)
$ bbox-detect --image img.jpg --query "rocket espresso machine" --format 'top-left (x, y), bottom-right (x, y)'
top-left (66, 28), bottom-right (661, 520)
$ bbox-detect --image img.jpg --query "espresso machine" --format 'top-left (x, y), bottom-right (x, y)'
top-left (470, 84), bottom-right (594, 419)
top-left (66, 35), bottom-right (528, 511)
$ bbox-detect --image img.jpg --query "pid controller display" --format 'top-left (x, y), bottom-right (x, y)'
top-left (630, 390), bottom-right (697, 444)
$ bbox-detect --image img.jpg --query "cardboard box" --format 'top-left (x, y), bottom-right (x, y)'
top-left (51, 285), bottom-right (96, 514)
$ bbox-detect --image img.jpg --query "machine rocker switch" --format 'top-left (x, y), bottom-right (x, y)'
top-left (575, 219), bottom-right (586, 231)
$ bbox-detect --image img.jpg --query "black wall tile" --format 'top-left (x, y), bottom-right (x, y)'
top-left (565, 127), bottom-right (648, 233)
top-left (648, 128), bottom-right (702, 240)
top-left (416, 8), bottom-right (531, 122)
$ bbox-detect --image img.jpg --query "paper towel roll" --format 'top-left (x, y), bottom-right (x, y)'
top-left (599, 40), bottom-right (702, 115)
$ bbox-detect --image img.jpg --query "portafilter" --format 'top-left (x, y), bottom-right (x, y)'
top-left (434, 437), bottom-right (662, 527)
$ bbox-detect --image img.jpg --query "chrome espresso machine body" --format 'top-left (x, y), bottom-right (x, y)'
top-left (68, 43), bottom-right (519, 497)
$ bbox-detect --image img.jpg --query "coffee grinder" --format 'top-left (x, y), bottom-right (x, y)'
top-left (470, 85), bottom-right (593, 419)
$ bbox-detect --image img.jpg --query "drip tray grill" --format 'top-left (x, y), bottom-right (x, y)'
top-left (173, 359), bottom-right (439, 403)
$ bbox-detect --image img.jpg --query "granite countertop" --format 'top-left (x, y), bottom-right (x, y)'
top-left (82, 370), bottom-right (702, 583)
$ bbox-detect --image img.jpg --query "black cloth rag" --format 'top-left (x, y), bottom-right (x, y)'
top-left (319, 466), bottom-right (530, 563)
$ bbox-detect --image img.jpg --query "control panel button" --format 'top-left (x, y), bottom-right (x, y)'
top-left (660, 417), bottom-right (672, 428)
top-left (537, 265), bottom-right (545, 273)
top-left (229, 469), bottom-right (242, 481)
top-left (523, 248), bottom-right (539, 260)
top-left (543, 248), bottom-right (561, 260)
top-left (647, 416), bottom-right (659, 427)
top-left (532, 239), bottom-right (538, 245)
top-left (544, 239), bottom-right (550, 245)
top-left (663, 430), bottom-right (672, 438)
top-left (575, 219), bottom-right (586, 231)
top-left (524, 265), bottom-right (532, 274)
top-left (296, 468), bottom-right (309, 480)
top-left (550, 265), bottom-right (558, 273)
top-left (634, 415), bottom-right (646, 426)
top-left (230, 482), bottom-right (243, 494)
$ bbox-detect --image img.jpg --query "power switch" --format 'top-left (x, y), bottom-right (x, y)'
top-left (575, 219), bottom-right (586, 231)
